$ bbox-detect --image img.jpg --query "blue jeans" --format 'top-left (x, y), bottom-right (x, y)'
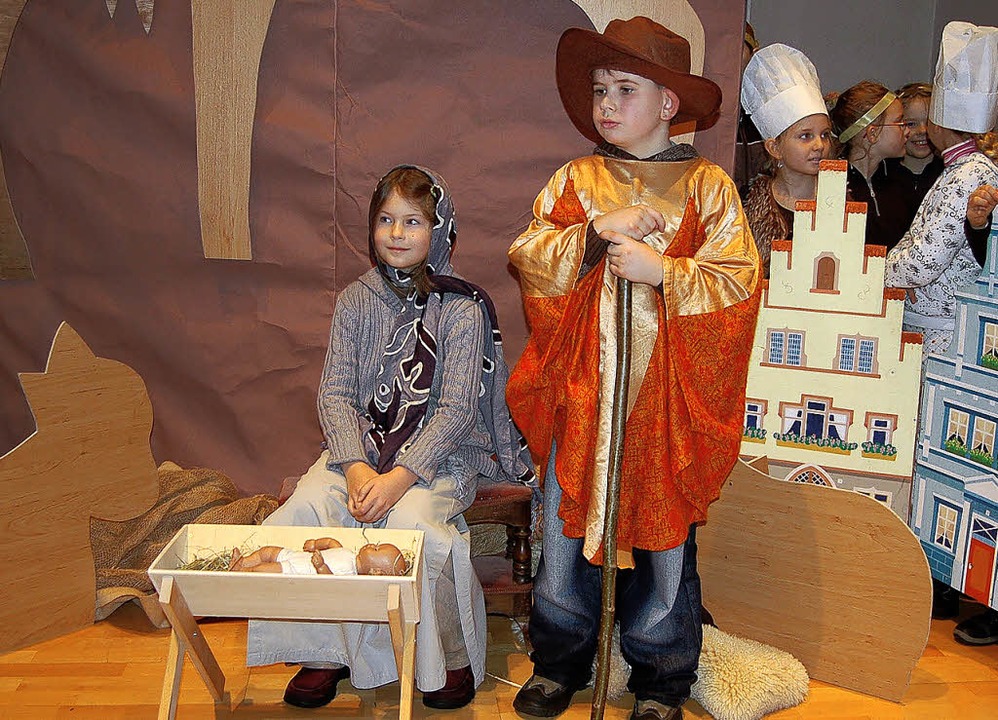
top-left (528, 452), bottom-right (702, 706)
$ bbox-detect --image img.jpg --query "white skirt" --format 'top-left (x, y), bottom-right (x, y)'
top-left (245, 452), bottom-right (485, 692)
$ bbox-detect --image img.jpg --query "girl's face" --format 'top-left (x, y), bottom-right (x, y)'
top-left (902, 97), bottom-right (932, 160)
top-left (773, 114), bottom-right (833, 176)
top-left (373, 190), bottom-right (433, 272)
top-left (866, 99), bottom-right (909, 160)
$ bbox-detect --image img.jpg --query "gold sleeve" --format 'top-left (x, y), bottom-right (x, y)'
top-left (660, 164), bottom-right (760, 318)
top-left (508, 163), bottom-right (588, 298)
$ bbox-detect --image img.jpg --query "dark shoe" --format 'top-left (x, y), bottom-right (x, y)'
top-left (954, 609), bottom-right (998, 646)
top-left (283, 665), bottom-right (350, 708)
top-left (422, 665), bottom-right (476, 709)
top-left (631, 699), bottom-right (683, 720)
top-left (931, 580), bottom-right (961, 620)
top-left (513, 675), bottom-right (576, 717)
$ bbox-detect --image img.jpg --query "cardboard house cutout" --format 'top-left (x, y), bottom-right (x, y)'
top-left (739, 159), bottom-right (923, 518)
top-left (910, 229), bottom-right (998, 610)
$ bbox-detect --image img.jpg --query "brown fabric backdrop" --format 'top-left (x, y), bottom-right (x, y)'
top-left (0, 0), bottom-right (744, 495)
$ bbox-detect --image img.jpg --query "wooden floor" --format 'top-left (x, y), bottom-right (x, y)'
top-left (0, 602), bottom-right (996, 719)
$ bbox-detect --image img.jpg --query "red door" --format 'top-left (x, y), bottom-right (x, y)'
top-left (965, 538), bottom-right (996, 605)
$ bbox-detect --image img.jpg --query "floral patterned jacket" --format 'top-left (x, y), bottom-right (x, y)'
top-left (885, 151), bottom-right (998, 353)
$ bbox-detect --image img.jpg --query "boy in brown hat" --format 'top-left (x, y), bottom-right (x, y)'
top-left (507, 16), bottom-right (760, 720)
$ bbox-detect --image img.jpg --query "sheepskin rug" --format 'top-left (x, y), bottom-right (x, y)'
top-left (604, 624), bottom-right (809, 720)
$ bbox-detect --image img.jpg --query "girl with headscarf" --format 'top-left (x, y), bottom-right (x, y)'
top-left (246, 165), bottom-right (534, 710)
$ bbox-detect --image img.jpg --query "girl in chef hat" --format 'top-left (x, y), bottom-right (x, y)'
top-left (741, 43), bottom-right (833, 277)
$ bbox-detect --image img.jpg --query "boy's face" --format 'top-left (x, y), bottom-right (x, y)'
top-left (592, 69), bottom-right (677, 158)
top-left (902, 96), bottom-right (932, 160)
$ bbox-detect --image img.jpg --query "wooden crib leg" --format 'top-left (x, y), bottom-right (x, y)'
top-left (157, 576), bottom-right (226, 707)
top-left (387, 584), bottom-right (417, 720)
top-left (157, 631), bottom-right (184, 720)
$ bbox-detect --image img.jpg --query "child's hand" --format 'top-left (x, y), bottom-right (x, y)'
top-left (344, 461), bottom-right (378, 508)
top-left (348, 467), bottom-right (417, 523)
top-left (967, 185), bottom-right (998, 230)
top-left (592, 204), bottom-right (666, 242)
top-left (605, 231), bottom-right (665, 286)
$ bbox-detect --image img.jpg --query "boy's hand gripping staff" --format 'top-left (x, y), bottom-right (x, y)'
top-left (591, 277), bottom-right (631, 720)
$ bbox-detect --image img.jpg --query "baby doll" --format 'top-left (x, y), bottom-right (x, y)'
top-left (228, 537), bottom-right (357, 575)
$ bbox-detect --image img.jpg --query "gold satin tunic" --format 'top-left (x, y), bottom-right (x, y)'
top-left (509, 154), bottom-right (759, 565)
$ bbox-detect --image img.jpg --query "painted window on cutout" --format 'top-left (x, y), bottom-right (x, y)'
top-left (970, 416), bottom-right (996, 467)
top-left (946, 407), bottom-right (970, 447)
top-left (745, 399), bottom-right (766, 428)
top-left (767, 330), bottom-right (804, 367)
top-left (814, 255), bottom-right (838, 291)
top-left (980, 319), bottom-right (998, 369)
top-left (855, 487), bottom-right (892, 506)
top-left (868, 414), bottom-right (896, 445)
top-left (781, 396), bottom-right (852, 440)
top-left (837, 335), bottom-right (877, 373)
top-left (933, 499), bottom-right (959, 551)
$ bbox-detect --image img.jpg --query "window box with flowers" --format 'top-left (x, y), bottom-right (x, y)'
top-left (861, 441), bottom-right (898, 461)
top-left (743, 426), bottom-right (767, 443)
top-left (968, 447), bottom-right (995, 468)
top-left (773, 432), bottom-right (858, 455)
top-left (981, 353), bottom-right (998, 371)
top-left (944, 437), bottom-right (968, 457)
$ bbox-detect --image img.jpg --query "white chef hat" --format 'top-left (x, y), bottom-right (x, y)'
top-left (741, 43), bottom-right (827, 140)
top-left (930, 21), bottom-right (998, 134)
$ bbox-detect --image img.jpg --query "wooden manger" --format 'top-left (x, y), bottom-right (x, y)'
top-left (148, 524), bottom-right (425, 720)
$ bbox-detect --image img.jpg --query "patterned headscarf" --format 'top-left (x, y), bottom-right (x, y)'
top-left (361, 165), bottom-right (535, 485)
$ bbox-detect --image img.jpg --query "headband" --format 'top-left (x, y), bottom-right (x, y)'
top-left (837, 91), bottom-right (897, 144)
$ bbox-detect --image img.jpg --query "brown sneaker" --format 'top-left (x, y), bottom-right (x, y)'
top-left (283, 665), bottom-right (350, 708)
top-left (421, 665), bottom-right (475, 709)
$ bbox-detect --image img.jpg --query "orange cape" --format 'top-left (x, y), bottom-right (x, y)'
top-left (508, 157), bottom-right (760, 563)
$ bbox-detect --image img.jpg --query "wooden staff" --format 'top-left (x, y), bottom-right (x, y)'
top-left (591, 277), bottom-right (632, 720)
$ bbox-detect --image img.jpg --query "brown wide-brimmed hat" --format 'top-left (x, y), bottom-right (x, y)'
top-left (556, 16), bottom-right (723, 144)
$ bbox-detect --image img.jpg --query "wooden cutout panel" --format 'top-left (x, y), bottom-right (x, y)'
top-left (188, 0), bottom-right (697, 262)
top-left (191, 0), bottom-right (275, 260)
top-left (698, 459), bottom-right (932, 702)
top-left (0, 0), bottom-right (32, 279)
top-left (104, 0), bottom-right (155, 34)
top-left (0, 322), bottom-right (159, 654)
top-left (572, 0), bottom-right (704, 144)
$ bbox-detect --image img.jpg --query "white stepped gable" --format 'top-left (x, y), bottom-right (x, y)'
top-left (740, 159), bottom-right (923, 519)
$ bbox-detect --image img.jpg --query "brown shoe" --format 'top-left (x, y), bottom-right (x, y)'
top-left (283, 665), bottom-right (350, 708)
top-left (422, 665), bottom-right (476, 709)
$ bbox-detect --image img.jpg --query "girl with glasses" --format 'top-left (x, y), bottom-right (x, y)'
top-left (830, 80), bottom-right (912, 250)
